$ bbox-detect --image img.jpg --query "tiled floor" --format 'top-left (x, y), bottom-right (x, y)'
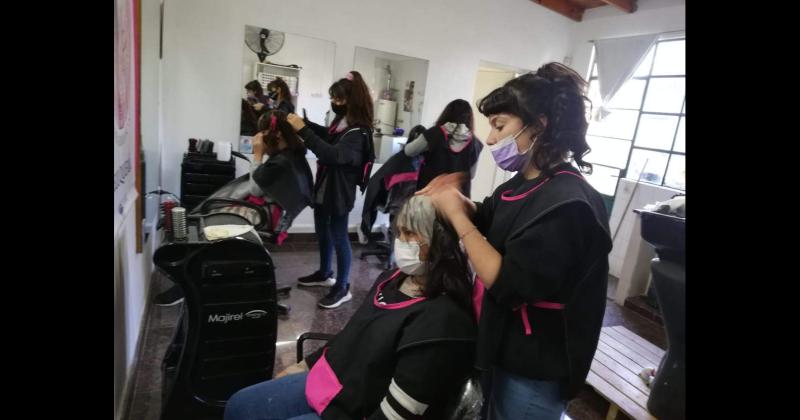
top-left (124, 240), bottom-right (666, 420)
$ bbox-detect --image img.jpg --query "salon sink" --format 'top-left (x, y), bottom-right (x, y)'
top-left (636, 209), bottom-right (685, 420)
top-left (636, 209), bottom-right (685, 266)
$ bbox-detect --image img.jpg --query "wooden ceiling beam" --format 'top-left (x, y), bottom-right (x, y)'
top-left (530, 0), bottom-right (585, 22)
top-left (600, 0), bottom-right (637, 13)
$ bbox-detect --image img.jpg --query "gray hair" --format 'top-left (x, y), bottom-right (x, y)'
top-left (395, 195), bottom-right (436, 243)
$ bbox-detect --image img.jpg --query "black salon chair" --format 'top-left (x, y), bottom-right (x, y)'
top-left (359, 238), bottom-right (393, 270)
top-left (295, 333), bottom-right (483, 419)
top-left (360, 218), bottom-right (395, 270)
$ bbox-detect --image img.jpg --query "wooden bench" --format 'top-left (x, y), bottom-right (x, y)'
top-left (586, 326), bottom-right (665, 420)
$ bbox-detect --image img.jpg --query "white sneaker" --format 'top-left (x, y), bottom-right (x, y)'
top-left (318, 286), bottom-right (352, 309)
top-left (297, 271), bottom-right (337, 287)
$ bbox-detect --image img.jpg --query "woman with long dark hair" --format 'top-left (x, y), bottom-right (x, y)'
top-left (225, 195), bottom-right (477, 420)
top-left (245, 80), bottom-right (270, 117)
top-left (404, 99), bottom-right (482, 197)
top-left (286, 71), bottom-right (374, 309)
top-left (418, 63), bottom-right (613, 419)
top-left (267, 77), bottom-right (295, 114)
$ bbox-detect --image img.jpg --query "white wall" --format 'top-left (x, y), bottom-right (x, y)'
top-left (114, 222), bottom-right (125, 419)
top-left (470, 67), bottom-right (517, 200)
top-left (140, 0), bottom-right (162, 223)
top-left (113, 193), bottom-right (158, 420)
top-left (114, 0), bottom-right (162, 418)
top-left (160, 0), bottom-right (577, 224)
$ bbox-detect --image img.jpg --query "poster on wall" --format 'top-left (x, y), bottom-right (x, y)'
top-left (114, 0), bottom-right (139, 233)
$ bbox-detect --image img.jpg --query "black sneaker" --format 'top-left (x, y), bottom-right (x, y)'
top-left (297, 271), bottom-right (336, 287)
top-left (318, 284), bottom-right (352, 309)
top-left (154, 285), bottom-right (184, 306)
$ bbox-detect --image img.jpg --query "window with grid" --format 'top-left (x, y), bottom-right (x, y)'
top-left (583, 37), bottom-right (685, 196)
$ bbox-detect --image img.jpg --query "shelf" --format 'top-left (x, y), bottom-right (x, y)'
top-left (256, 62), bottom-right (302, 71)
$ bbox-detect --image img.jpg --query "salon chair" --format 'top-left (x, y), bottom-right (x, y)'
top-left (296, 332), bottom-right (483, 419)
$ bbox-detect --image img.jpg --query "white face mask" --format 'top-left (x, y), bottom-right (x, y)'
top-left (394, 238), bottom-right (426, 275)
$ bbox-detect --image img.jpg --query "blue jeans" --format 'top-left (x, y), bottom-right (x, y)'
top-left (314, 207), bottom-right (351, 290)
top-left (488, 368), bottom-right (566, 420)
top-left (225, 372), bottom-right (320, 420)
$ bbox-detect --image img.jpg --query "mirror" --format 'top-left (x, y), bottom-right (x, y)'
top-left (239, 25), bottom-right (336, 154)
top-left (352, 46), bottom-right (429, 163)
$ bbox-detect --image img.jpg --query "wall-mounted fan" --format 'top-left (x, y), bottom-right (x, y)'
top-left (245, 25), bottom-right (285, 62)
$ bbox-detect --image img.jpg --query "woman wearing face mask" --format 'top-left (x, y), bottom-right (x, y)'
top-left (267, 77), bottom-right (296, 114)
top-left (418, 63), bottom-right (613, 420)
top-left (285, 71), bottom-right (374, 309)
top-left (245, 80), bottom-right (270, 116)
top-left (404, 99), bottom-right (483, 197)
top-left (224, 195), bottom-right (476, 420)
